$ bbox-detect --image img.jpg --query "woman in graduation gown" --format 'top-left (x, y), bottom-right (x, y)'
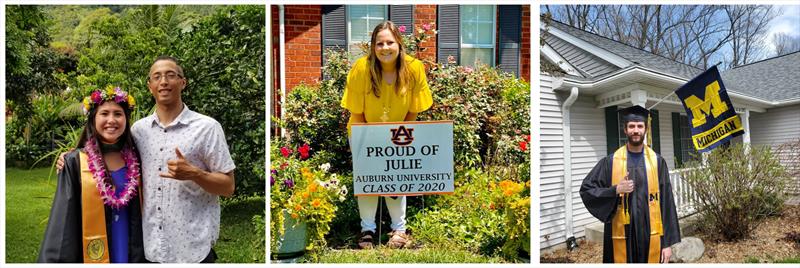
top-left (38, 87), bottom-right (145, 263)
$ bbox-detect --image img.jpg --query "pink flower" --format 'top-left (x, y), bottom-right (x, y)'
top-left (91, 91), bottom-right (102, 103)
top-left (422, 23), bottom-right (432, 31)
top-left (398, 25), bottom-right (407, 33)
top-left (280, 147), bottom-right (292, 158)
top-left (298, 144), bottom-right (310, 160)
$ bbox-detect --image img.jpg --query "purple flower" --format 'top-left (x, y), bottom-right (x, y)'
top-left (284, 179), bottom-right (294, 189)
top-left (270, 175), bottom-right (275, 186)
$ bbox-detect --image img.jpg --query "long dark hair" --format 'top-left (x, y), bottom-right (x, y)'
top-left (77, 101), bottom-right (136, 151)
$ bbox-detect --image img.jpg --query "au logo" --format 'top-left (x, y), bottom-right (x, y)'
top-left (390, 125), bottom-right (414, 146)
top-left (683, 80), bottom-right (730, 127)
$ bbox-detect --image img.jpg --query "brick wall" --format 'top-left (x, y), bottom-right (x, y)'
top-left (414, 5), bottom-right (437, 63)
top-left (520, 5), bottom-right (531, 81)
top-left (283, 5), bottom-right (322, 92)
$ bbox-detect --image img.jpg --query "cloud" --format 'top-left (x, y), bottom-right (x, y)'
top-left (765, 5), bottom-right (800, 54)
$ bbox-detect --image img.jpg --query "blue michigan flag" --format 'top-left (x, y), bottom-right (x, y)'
top-left (675, 65), bottom-right (744, 152)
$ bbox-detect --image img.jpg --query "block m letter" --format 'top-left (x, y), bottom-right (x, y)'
top-left (683, 80), bottom-right (729, 128)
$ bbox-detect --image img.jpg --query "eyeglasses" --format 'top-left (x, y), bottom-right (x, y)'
top-left (148, 72), bottom-right (183, 84)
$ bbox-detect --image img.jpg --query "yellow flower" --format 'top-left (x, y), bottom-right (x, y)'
top-left (82, 98), bottom-right (91, 111)
top-left (127, 94), bottom-right (136, 106)
top-left (526, 180), bottom-right (531, 188)
top-left (302, 192), bottom-right (309, 199)
top-left (105, 86), bottom-right (115, 97)
top-left (301, 167), bottom-right (311, 174)
top-left (311, 198), bottom-right (321, 207)
top-left (293, 204), bottom-right (302, 211)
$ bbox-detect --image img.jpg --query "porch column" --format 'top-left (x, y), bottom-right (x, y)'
top-left (742, 109), bottom-right (751, 144)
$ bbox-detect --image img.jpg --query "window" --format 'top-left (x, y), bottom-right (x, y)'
top-left (460, 5), bottom-right (495, 67)
top-left (678, 114), bottom-right (699, 164)
top-left (347, 5), bottom-right (387, 61)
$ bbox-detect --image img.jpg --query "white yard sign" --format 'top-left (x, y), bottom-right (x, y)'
top-left (350, 121), bottom-right (454, 196)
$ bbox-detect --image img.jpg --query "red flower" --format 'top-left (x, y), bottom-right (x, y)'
top-left (525, 135), bottom-right (531, 142)
top-left (280, 162), bottom-right (288, 170)
top-left (280, 147), bottom-right (292, 158)
top-left (298, 144), bottom-right (310, 160)
top-left (518, 141), bottom-right (528, 151)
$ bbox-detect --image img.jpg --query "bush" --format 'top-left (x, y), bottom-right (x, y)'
top-left (683, 143), bottom-right (791, 241)
top-left (280, 49), bottom-right (531, 175)
top-left (279, 49), bottom-right (351, 172)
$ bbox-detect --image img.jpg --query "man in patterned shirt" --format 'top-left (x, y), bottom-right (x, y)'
top-left (59, 56), bottom-right (236, 263)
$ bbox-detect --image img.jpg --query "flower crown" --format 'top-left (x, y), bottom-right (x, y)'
top-left (82, 86), bottom-right (136, 115)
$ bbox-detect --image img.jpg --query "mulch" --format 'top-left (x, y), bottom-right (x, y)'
top-left (541, 205), bottom-right (800, 263)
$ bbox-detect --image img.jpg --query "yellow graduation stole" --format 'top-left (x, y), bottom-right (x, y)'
top-left (79, 152), bottom-right (110, 263)
top-left (611, 145), bottom-right (664, 263)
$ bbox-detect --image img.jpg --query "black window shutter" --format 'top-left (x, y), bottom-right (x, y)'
top-left (498, 5), bottom-right (521, 76)
top-left (389, 5), bottom-right (414, 32)
top-left (322, 5), bottom-right (346, 63)
top-left (651, 109), bottom-right (660, 154)
top-left (605, 106), bottom-right (619, 155)
top-left (437, 5), bottom-right (460, 64)
top-left (671, 112), bottom-right (683, 167)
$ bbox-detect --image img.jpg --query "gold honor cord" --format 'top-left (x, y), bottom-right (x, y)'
top-left (79, 152), bottom-right (110, 263)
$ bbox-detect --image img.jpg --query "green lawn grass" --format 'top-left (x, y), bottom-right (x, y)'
top-left (5, 167), bottom-right (57, 263)
top-left (306, 246), bottom-right (509, 263)
top-left (5, 167), bottom-right (265, 263)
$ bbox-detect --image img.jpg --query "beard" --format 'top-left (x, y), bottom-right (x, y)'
top-left (627, 133), bottom-right (644, 146)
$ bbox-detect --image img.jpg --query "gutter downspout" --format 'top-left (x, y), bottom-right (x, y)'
top-left (279, 5), bottom-right (287, 138)
top-left (562, 86), bottom-right (579, 250)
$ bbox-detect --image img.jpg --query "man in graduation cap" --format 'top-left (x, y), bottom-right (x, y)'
top-left (579, 105), bottom-right (681, 263)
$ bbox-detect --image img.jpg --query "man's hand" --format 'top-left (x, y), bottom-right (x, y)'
top-left (55, 151), bottom-right (72, 173)
top-left (616, 175), bottom-right (635, 194)
top-left (661, 247), bottom-right (672, 263)
top-left (159, 148), bottom-right (206, 181)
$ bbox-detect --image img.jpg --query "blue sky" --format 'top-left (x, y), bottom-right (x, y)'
top-left (765, 5), bottom-right (800, 55)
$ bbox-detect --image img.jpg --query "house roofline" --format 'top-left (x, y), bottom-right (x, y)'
top-left (729, 50), bottom-right (800, 70)
top-left (556, 65), bottom-right (797, 109)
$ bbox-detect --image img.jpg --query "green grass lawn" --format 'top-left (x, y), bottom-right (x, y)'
top-left (5, 167), bottom-right (57, 263)
top-left (303, 246), bottom-right (510, 263)
top-left (5, 167), bottom-right (265, 263)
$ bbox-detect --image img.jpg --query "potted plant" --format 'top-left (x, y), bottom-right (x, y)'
top-left (270, 142), bottom-right (347, 261)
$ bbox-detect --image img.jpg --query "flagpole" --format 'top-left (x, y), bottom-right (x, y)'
top-left (647, 62), bottom-right (722, 111)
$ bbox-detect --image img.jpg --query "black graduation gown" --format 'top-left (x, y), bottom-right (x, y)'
top-left (37, 150), bottom-right (146, 263)
top-left (579, 152), bottom-right (681, 263)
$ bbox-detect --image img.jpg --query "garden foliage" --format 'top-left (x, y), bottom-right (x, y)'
top-left (276, 29), bottom-right (531, 260)
top-left (6, 6), bottom-right (266, 196)
top-left (683, 143), bottom-right (791, 241)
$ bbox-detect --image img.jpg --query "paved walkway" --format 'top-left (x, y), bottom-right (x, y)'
top-left (785, 195), bottom-right (800, 206)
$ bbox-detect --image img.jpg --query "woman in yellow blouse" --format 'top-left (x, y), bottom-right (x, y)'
top-left (340, 21), bottom-right (433, 249)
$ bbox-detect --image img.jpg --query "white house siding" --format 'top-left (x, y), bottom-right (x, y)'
top-left (540, 74), bottom-right (567, 249)
top-left (750, 104), bottom-right (800, 194)
top-left (540, 76), bottom-right (607, 249)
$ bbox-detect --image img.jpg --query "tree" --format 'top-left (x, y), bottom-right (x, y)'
top-left (171, 6), bottom-right (266, 195)
top-left (772, 32), bottom-right (800, 56)
top-left (544, 5), bottom-right (781, 70)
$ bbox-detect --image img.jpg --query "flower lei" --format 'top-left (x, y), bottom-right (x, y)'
top-left (85, 135), bottom-right (141, 209)
top-left (82, 86), bottom-right (136, 115)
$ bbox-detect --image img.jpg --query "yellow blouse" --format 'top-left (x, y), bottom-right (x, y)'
top-left (340, 55), bottom-right (433, 131)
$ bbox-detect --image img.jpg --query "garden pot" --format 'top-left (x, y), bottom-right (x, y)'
top-left (272, 209), bottom-right (307, 260)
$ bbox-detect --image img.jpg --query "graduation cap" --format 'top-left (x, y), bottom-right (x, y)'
top-left (619, 105), bottom-right (650, 124)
